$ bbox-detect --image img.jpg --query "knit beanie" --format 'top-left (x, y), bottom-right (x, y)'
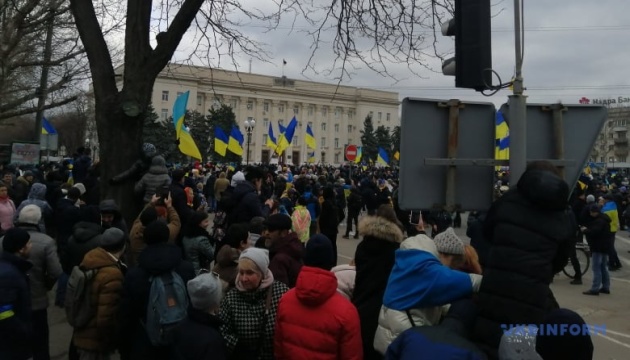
top-left (2, 228), bottom-right (30, 253)
top-left (100, 228), bottom-right (125, 248)
top-left (239, 247), bottom-right (269, 275)
top-left (304, 234), bottom-right (335, 270)
top-left (586, 194), bottom-right (595, 204)
top-left (434, 228), bottom-right (465, 255)
top-left (140, 207), bottom-right (158, 226)
top-left (18, 204), bottom-right (42, 225)
top-left (536, 308), bottom-right (594, 360)
top-left (144, 220), bottom-right (169, 244)
top-left (187, 273), bottom-right (223, 311)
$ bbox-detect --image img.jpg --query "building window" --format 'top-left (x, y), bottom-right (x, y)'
top-left (348, 138), bottom-right (352, 144)
top-left (334, 138), bottom-right (339, 148)
top-left (230, 99), bottom-right (237, 109)
top-left (387, 113), bottom-right (391, 121)
top-left (197, 95), bottom-right (203, 106)
top-left (335, 153), bottom-right (340, 163)
top-left (308, 106), bottom-right (314, 116)
top-left (264, 102), bottom-right (270, 112)
top-left (609, 133), bottom-right (614, 138)
top-left (347, 125), bottom-right (353, 133)
top-left (335, 108), bottom-right (341, 118)
top-left (263, 118), bottom-right (269, 128)
top-left (321, 137), bottom-right (326, 147)
top-left (293, 136), bottom-right (299, 145)
top-left (321, 123), bottom-right (327, 131)
top-left (160, 108), bottom-right (168, 121)
top-left (279, 104), bottom-right (285, 113)
top-left (293, 106), bottom-right (299, 115)
top-left (321, 152), bottom-right (326, 163)
top-left (348, 110), bottom-right (354, 119)
top-left (308, 121), bottom-right (313, 128)
top-left (378, 112), bottom-right (382, 120)
top-left (212, 98), bottom-right (221, 110)
top-left (334, 124), bottom-right (339, 132)
top-left (247, 100), bottom-right (254, 110)
top-left (322, 107), bottom-right (328, 116)
top-left (161, 91), bottom-right (169, 101)
top-left (369, 111), bottom-right (374, 118)
top-left (263, 134), bottom-right (268, 144)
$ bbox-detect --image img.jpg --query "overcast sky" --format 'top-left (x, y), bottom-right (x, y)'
top-left (162, 0), bottom-right (630, 109)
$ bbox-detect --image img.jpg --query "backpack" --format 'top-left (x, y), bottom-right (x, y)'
top-left (65, 266), bottom-right (98, 329)
top-left (144, 271), bottom-right (189, 346)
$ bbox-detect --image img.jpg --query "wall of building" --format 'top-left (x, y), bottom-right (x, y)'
top-left (149, 64), bottom-right (400, 164)
top-left (591, 106), bottom-right (630, 164)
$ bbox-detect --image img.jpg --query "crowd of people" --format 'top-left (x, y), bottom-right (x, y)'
top-left (0, 147), bottom-right (599, 360)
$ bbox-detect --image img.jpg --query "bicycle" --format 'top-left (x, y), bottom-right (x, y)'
top-left (562, 242), bottom-right (591, 279)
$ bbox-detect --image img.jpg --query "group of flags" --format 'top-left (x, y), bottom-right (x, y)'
top-left (214, 125), bottom-right (245, 157)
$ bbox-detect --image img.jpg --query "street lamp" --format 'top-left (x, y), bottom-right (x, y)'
top-left (244, 118), bottom-right (256, 164)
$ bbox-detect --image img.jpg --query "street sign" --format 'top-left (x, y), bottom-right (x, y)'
top-left (345, 144), bottom-right (358, 162)
top-left (398, 98), bottom-right (496, 211)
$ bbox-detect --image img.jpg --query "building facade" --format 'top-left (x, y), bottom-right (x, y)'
top-left (590, 106), bottom-right (630, 166)
top-left (148, 64), bottom-right (400, 164)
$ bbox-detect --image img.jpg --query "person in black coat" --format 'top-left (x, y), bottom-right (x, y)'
top-left (230, 167), bottom-right (273, 225)
top-left (581, 204), bottom-right (613, 295)
top-left (467, 211), bottom-right (489, 270)
top-left (173, 272), bottom-right (227, 360)
top-left (0, 228), bottom-right (34, 360)
top-left (120, 221), bottom-right (196, 360)
top-left (473, 161), bottom-right (575, 360)
top-left (169, 169), bottom-right (194, 230)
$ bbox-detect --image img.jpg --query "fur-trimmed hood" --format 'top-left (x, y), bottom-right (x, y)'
top-left (358, 216), bottom-right (404, 243)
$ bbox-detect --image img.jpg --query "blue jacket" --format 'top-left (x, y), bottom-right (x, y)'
top-left (386, 325), bottom-right (487, 360)
top-left (0, 252), bottom-right (33, 360)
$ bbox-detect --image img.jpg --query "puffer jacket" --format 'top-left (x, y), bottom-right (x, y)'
top-left (15, 183), bottom-right (53, 234)
top-left (373, 234), bottom-right (482, 354)
top-left (62, 221), bottom-right (103, 274)
top-left (182, 227), bottom-right (216, 273)
top-left (274, 266), bottom-right (363, 360)
top-left (73, 247), bottom-right (125, 352)
top-left (134, 156), bottom-right (171, 203)
top-left (352, 216), bottom-right (404, 360)
top-left (331, 264), bottom-right (356, 300)
top-left (128, 204), bottom-right (180, 266)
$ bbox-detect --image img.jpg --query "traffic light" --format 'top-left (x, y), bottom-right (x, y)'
top-left (441, 0), bottom-right (492, 91)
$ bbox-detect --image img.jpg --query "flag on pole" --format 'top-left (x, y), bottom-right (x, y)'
top-left (308, 151), bottom-right (316, 163)
top-left (172, 91), bottom-right (202, 160)
top-left (393, 151), bottom-right (400, 161)
top-left (66, 159), bottom-right (74, 185)
top-left (377, 147), bottom-right (389, 165)
top-left (228, 125), bottom-right (244, 156)
top-left (495, 110), bottom-right (510, 170)
top-left (278, 122), bottom-right (287, 135)
top-left (305, 124), bottom-right (317, 149)
top-left (267, 122), bottom-right (277, 150)
top-left (354, 146), bottom-right (362, 164)
top-left (214, 127), bottom-right (229, 156)
top-left (275, 116), bottom-right (298, 155)
top-left (41, 117), bottom-right (57, 135)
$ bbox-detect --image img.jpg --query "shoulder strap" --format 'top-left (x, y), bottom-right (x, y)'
top-left (405, 310), bottom-right (417, 327)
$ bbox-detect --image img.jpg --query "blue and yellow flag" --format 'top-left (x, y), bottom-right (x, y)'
top-left (308, 151), bottom-right (316, 163)
top-left (41, 117), bottom-right (57, 135)
top-left (214, 127), bottom-right (229, 156)
top-left (67, 159), bottom-right (74, 185)
top-left (278, 123), bottom-right (287, 135)
top-left (495, 110), bottom-right (509, 169)
top-left (355, 146), bottom-right (362, 164)
top-left (276, 116), bottom-right (298, 155)
top-left (267, 122), bottom-right (277, 150)
top-left (305, 124), bottom-right (317, 149)
top-left (228, 125), bottom-right (244, 156)
top-left (172, 91), bottom-right (202, 160)
top-left (393, 150), bottom-right (400, 161)
top-left (377, 147), bottom-right (389, 165)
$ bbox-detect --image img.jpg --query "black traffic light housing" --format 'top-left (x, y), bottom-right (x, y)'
top-left (442, 0), bottom-right (492, 91)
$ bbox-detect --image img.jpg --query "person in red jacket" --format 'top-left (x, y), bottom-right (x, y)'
top-left (274, 234), bottom-right (363, 360)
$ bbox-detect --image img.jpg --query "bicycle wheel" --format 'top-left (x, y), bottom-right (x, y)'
top-left (562, 249), bottom-right (590, 278)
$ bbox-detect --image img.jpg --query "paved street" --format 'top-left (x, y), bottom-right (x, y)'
top-left (49, 212), bottom-right (630, 359)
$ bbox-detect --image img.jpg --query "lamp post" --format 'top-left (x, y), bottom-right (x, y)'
top-left (244, 118), bottom-right (256, 164)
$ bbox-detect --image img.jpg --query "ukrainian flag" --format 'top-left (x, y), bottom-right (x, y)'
top-left (355, 146), bottom-right (362, 164)
top-left (276, 117), bottom-right (298, 155)
top-left (67, 159), bottom-right (74, 185)
top-left (308, 151), bottom-right (316, 163)
top-left (377, 147), bottom-right (389, 166)
top-left (393, 151), bottom-right (400, 161)
top-left (228, 125), bottom-right (244, 156)
top-left (495, 110), bottom-right (509, 169)
top-left (41, 117), bottom-right (57, 135)
top-left (305, 124), bottom-right (317, 149)
top-left (214, 127), bottom-right (229, 156)
top-left (267, 122), bottom-right (277, 150)
top-left (172, 91), bottom-right (202, 160)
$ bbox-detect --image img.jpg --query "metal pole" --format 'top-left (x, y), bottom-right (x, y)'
top-left (508, 0), bottom-right (527, 184)
top-left (543, 103), bottom-right (567, 179)
top-left (246, 131), bottom-right (251, 165)
top-left (34, 9), bottom-right (55, 142)
top-left (438, 99), bottom-right (464, 212)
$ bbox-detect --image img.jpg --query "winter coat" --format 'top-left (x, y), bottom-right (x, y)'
top-left (212, 245), bottom-right (240, 292)
top-left (331, 264), bottom-right (356, 300)
top-left (583, 213), bottom-right (613, 254)
top-left (319, 200), bottom-right (340, 239)
top-left (121, 243), bottom-right (195, 359)
top-left (269, 232), bottom-right (304, 288)
top-left (12, 176), bottom-right (32, 207)
top-left (219, 281), bottom-right (290, 360)
top-left (55, 197), bottom-right (82, 250)
top-left (182, 227), bottom-right (216, 273)
top-left (73, 154), bottom-right (92, 184)
top-left (99, 199), bottom-right (128, 235)
top-left (274, 266), bottom-right (363, 360)
top-left (374, 234), bottom-right (483, 354)
top-left (0, 197), bottom-right (16, 232)
top-left (169, 182), bottom-right (193, 227)
top-left (473, 169), bottom-right (575, 359)
top-left (15, 183), bottom-right (53, 234)
top-left (12, 224), bottom-right (62, 310)
top-left (128, 205), bottom-right (180, 266)
top-left (0, 252), bottom-right (33, 360)
top-left (467, 211), bottom-right (490, 268)
top-left (232, 181), bottom-right (271, 224)
top-left (352, 216), bottom-right (404, 360)
top-left (73, 247), bottom-right (125, 352)
top-left (134, 156), bottom-right (171, 203)
top-left (62, 221), bottom-right (103, 274)
top-left (173, 308), bottom-right (227, 360)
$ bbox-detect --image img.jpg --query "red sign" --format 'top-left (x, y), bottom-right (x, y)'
top-left (345, 145), bottom-right (358, 161)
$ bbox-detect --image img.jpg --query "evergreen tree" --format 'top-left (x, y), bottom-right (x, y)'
top-left (375, 125), bottom-right (392, 160)
top-left (391, 125), bottom-right (401, 154)
top-left (207, 104), bottom-right (242, 163)
top-left (142, 104), bottom-right (178, 163)
top-left (360, 115), bottom-right (378, 162)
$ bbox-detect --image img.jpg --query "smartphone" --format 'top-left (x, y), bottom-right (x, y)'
top-left (409, 211), bottom-right (422, 226)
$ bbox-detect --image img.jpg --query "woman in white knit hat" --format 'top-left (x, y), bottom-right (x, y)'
top-left (219, 247), bottom-right (289, 360)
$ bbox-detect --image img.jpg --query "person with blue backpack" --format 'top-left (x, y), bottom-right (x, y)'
top-left (120, 221), bottom-right (195, 360)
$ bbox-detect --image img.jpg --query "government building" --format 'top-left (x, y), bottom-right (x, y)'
top-left (149, 64), bottom-right (400, 164)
